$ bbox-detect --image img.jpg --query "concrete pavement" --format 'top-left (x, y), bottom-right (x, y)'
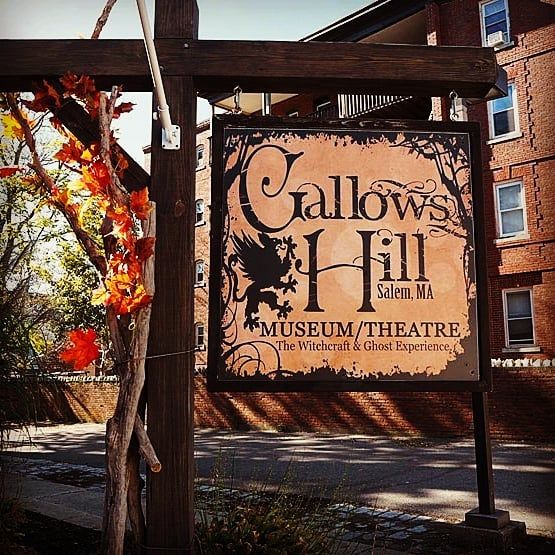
top-left (4, 423), bottom-right (554, 536)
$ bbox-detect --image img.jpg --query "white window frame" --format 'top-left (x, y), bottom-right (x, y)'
top-left (287, 110), bottom-right (299, 117)
top-left (479, 0), bottom-right (511, 47)
top-left (194, 259), bottom-right (205, 287)
top-left (196, 144), bottom-right (205, 170)
top-left (195, 198), bottom-right (205, 226)
top-left (502, 288), bottom-right (536, 349)
top-left (194, 323), bottom-right (206, 350)
top-left (487, 82), bottom-right (520, 142)
top-left (494, 180), bottom-right (528, 240)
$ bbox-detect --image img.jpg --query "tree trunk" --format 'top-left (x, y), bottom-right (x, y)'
top-left (101, 204), bottom-right (156, 554)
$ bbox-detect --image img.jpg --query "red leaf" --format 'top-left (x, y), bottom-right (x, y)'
top-left (59, 328), bottom-right (100, 370)
top-left (130, 187), bottom-right (151, 220)
top-left (0, 166), bottom-right (23, 178)
top-left (22, 80), bottom-right (61, 112)
top-left (54, 137), bottom-right (89, 165)
top-left (136, 237), bottom-right (156, 262)
top-left (113, 101), bottom-right (135, 119)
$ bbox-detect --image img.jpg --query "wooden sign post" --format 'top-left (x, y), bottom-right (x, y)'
top-left (0, 0), bottom-right (510, 551)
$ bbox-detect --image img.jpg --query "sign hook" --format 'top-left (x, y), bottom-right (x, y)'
top-left (233, 86), bottom-right (243, 114)
top-left (449, 90), bottom-right (459, 121)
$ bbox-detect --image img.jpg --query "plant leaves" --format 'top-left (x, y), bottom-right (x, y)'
top-left (0, 165), bottom-right (23, 178)
top-left (59, 328), bottom-right (100, 370)
top-left (130, 187), bottom-right (151, 220)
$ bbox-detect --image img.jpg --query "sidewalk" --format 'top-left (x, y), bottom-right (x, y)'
top-left (3, 423), bottom-right (554, 552)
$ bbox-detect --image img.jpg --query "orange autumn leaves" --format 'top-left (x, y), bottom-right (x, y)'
top-left (60, 329), bottom-right (101, 371)
top-left (12, 74), bottom-right (153, 370)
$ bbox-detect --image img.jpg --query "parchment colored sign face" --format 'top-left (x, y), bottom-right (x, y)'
top-left (209, 118), bottom-right (485, 391)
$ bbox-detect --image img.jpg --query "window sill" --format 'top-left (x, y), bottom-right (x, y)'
top-left (195, 220), bottom-right (206, 227)
top-left (196, 165), bottom-right (206, 172)
top-left (502, 346), bottom-right (541, 353)
top-left (195, 346), bottom-right (206, 352)
top-left (487, 132), bottom-right (522, 145)
top-left (194, 282), bottom-right (206, 288)
top-left (494, 234), bottom-right (529, 245)
top-left (493, 40), bottom-right (515, 52)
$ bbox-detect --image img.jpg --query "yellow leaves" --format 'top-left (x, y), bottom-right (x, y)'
top-left (1, 113), bottom-right (24, 140)
top-left (87, 160), bottom-right (112, 195)
top-left (91, 286), bottom-right (110, 306)
top-left (99, 253), bottom-right (153, 315)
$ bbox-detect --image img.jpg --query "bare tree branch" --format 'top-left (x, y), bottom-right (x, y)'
top-left (134, 414), bottom-right (161, 472)
top-left (91, 0), bottom-right (119, 39)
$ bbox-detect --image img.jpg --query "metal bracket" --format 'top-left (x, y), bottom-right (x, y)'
top-left (162, 124), bottom-right (181, 150)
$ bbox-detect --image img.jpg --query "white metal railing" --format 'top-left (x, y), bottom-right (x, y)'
top-left (338, 94), bottom-right (411, 118)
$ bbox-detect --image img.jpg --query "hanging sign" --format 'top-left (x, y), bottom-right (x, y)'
top-left (208, 116), bottom-right (490, 392)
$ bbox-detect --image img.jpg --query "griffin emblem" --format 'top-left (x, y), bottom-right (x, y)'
top-left (230, 232), bottom-right (297, 330)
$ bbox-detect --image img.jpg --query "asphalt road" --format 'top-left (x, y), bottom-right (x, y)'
top-left (5, 423), bottom-right (554, 534)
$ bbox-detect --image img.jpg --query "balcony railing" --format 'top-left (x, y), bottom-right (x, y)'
top-left (338, 94), bottom-right (411, 118)
top-left (306, 104), bottom-right (340, 119)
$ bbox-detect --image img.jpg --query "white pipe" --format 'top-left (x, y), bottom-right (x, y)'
top-left (136, 0), bottom-right (174, 143)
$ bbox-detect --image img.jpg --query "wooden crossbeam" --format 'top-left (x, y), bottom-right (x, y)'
top-left (0, 40), bottom-right (150, 91)
top-left (0, 39), bottom-right (506, 99)
top-left (185, 40), bottom-right (507, 99)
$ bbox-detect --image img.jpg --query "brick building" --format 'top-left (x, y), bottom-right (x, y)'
top-left (196, 0), bottom-right (554, 368)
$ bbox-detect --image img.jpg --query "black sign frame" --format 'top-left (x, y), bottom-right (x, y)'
top-left (207, 115), bottom-right (491, 393)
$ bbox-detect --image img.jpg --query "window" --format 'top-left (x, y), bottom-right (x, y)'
top-left (195, 260), bottom-right (205, 286)
top-left (196, 144), bottom-right (205, 170)
top-left (480, 0), bottom-right (510, 46)
top-left (194, 323), bottom-right (205, 350)
top-left (495, 181), bottom-right (527, 238)
top-left (195, 199), bottom-right (205, 225)
top-left (503, 289), bottom-right (535, 347)
top-left (488, 83), bottom-right (519, 139)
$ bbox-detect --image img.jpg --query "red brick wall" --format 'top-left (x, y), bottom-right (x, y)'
top-left (194, 372), bottom-right (554, 441)
top-left (2, 372), bottom-right (553, 440)
top-left (0, 379), bottom-right (118, 424)
top-left (429, 0), bottom-right (555, 360)
top-left (194, 124), bottom-right (211, 367)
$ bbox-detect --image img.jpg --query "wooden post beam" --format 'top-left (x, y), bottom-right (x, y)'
top-left (145, 0), bottom-right (197, 553)
top-left (0, 39), bottom-right (506, 100)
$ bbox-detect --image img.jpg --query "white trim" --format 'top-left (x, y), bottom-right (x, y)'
top-left (196, 144), bottom-right (205, 170)
top-left (194, 323), bottom-right (206, 350)
top-left (494, 180), bottom-right (528, 239)
top-left (195, 198), bottom-right (205, 226)
top-left (194, 259), bottom-right (205, 286)
top-left (479, 0), bottom-right (511, 47)
top-left (502, 346), bottom-right (541, 353)
top-left (502, 288), bottom-right (536, 348)
top-left (486, 131), bottom-right (522, 145)
top-left (487, 82), bottom-right (520, 140)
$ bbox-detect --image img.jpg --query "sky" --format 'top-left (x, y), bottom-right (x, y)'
top-left (0, 0), bottom-right (371, 164)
